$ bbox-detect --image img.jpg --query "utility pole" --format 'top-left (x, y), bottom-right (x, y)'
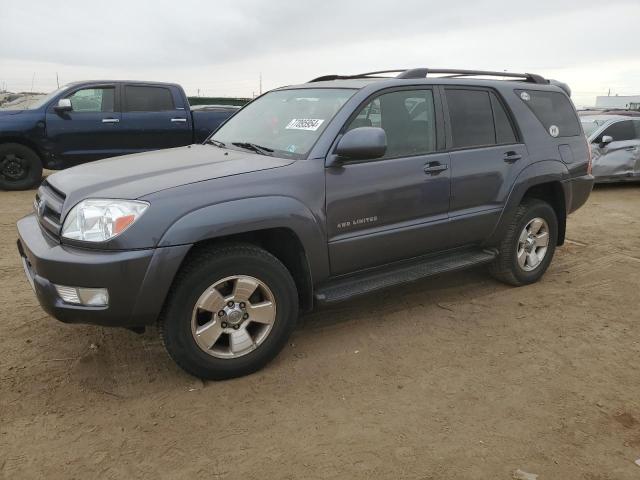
top-left (259, 72), bottom-right (262, 95)
top-left (31, 72), bottom-right (35, 93)
top-left (56, 72), bottom-right (60, 89)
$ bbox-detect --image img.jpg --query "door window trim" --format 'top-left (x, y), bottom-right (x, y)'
top-left (327, 85), bottom-right (446, 165)
top-left (440, 85), bottom-right (523, 152)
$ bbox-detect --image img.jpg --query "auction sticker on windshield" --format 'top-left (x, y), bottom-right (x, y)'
top-left (285, 119), bottom-right (325, 131)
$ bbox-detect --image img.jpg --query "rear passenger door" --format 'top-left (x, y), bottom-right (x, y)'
top-left (443, 87), bottom-right (527, 245)
top-left (120, 84), bottom-right (192, 153)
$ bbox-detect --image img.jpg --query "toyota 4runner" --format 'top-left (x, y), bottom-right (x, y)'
top-left (17, 68), bottom-right (594, 379)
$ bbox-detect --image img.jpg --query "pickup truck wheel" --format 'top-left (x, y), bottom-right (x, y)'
top-left (489, 199), bottom-right (558, 286)
top-left (0, 143), bottom-right (43, 191)
top-left (161, 244), bottom-right (298, 380)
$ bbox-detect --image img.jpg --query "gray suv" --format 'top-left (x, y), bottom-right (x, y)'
top-left (17, 68), bottom-right (594, 379)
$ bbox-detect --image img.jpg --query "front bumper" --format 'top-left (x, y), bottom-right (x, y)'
top-left (17, 213), bottom-right (191, 327)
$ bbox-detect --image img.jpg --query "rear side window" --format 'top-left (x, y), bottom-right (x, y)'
top-left (124, 86), bottom-right (174, 112)
top-left (445, 89), bottom-right (517, 148)
top-left (599, 120), bottom-right (636, 143)
top-left (516, 89), bottom-right (580, 137)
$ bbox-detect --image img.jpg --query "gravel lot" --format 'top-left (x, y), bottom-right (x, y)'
top-left (1, 182), bottom-right (639, 479)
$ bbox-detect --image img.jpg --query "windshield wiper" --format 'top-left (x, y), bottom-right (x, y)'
top-left (231, 142), bottom-right (274, 156)
top-left (206, 138), bottom-right (226, 148)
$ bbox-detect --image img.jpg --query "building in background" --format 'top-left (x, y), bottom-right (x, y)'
top-left (595, 95), bottom-right (640, 110)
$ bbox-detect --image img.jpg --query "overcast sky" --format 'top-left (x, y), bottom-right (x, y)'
top-left (1, 0), bottom-right (639, 106)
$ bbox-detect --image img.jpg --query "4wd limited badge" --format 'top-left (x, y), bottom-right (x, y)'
top-left (337, 216), bottom-right (378, 229)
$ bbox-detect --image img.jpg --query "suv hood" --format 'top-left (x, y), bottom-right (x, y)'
top-left (48, 144), bottom-right (295, 203)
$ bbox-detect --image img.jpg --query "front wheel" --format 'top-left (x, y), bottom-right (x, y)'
top-left (0, 143), bottom-right (43, 191)
top-left (489, 199), bottom-right (558, 286)
top-left (161, 244), bottom-right (298, 380)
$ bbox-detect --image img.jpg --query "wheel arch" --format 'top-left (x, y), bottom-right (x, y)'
top-left (157, 196), bottom-right (329, 312)
top-left (182, 228), bottom-right (315, 312)
top-left (0, 137), bottom-right (45, 164)
top-left (487, 160), bottom-right (569, 247)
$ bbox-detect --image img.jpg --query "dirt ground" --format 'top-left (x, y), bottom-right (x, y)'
top-left (1, 183), bottom-right (639, 480)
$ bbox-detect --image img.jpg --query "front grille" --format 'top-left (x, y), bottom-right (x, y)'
top-left (35, 180), bottom-right (66, 238)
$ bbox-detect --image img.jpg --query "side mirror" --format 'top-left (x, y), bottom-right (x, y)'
top-left (54, 98), bottom-right (72, 112)
top-left (600, 135), bottom-right (613, 146)
top-left (334, 127), bottom-right (387, 161)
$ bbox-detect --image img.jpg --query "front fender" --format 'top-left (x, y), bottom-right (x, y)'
top-left (485, 160), bottom-right (569, 246)
top-left (157, 196), bottom-right (329, 282)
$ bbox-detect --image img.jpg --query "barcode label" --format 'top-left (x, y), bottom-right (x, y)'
top-left (285, 118), bottom-right (325, 131)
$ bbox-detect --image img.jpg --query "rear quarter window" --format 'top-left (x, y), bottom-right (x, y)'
top-left (516, 89), bottom-right (580, 137)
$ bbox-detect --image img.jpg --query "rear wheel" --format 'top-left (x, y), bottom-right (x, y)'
top-left (161, 244), bottom-right (298, 380)
top-left (0, 143), bottom-right (43, 191)
top-left (489, 199), bottom-right (558, 286)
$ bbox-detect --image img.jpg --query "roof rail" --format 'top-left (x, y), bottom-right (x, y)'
top-left (308, 68), bottom-right (548, 86)
top-left (308, 70), bottom-right (409, 82)
top-left (397, 68), bottom-right (548, 84)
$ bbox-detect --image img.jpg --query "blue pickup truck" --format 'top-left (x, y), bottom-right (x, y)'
top-left (0, 80), bottom-right (238, 190)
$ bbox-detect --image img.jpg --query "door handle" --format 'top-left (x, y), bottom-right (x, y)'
top-left (503, 151), bottom-right (522, 163)
top-left (102, 118), bottom-right (120, 123)
top-left (171, 118), bottom-right (187, 123)
top-left (423, 162), bottom-right (448, 175)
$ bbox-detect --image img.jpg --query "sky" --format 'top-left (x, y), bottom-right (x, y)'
top-left (1, 0), bottom-right (639, 107)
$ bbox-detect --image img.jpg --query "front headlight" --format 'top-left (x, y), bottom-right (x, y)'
top-left (61, 199), bottom-right (149, 242)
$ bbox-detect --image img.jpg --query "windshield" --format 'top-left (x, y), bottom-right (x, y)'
top-left (0, 86), bottom-right (67, 111)
top-left (210, 88), bottom-right (356, 158)
top-left (580, 118), bottom-right (608, 137)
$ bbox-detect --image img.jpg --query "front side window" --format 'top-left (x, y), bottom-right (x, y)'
top-left (598, 120), bottom-right (636, 143)
top-left (124, 86), bottom-right (174, 112)
top-left (68, 87), bottom-right (115, 112)
top-left (211, 88), bottom-right (355, 158)
top-left (347, 89), bottom-right (437, 158)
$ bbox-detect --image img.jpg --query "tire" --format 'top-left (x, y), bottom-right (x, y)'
top-left (489, 198), bottom-right (558, 286)
top-left (0, 143), bottom-right (43, 191)
top-left (161, 244), bottom-right (299, 380)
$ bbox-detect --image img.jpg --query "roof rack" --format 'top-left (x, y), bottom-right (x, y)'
top-left (308, 68), bottom-right (548, 85)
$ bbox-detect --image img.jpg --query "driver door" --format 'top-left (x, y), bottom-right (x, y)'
top-left (325, 88), bottom-right (451, 275)
top-left (45, 84), bottom-right (123, 165)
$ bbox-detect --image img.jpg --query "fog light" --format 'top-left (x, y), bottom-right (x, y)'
top-left (54, 285), bottom-right (109, 306)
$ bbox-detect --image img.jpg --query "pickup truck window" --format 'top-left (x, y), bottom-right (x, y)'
top-left (124, 85), bottom-right (174, 112)
top-left (211, 88), bottom-right (355, 158)
top-left (68, 87), bottom-right (115, 112)
top-left (347, 89), bottom-right (437, 158)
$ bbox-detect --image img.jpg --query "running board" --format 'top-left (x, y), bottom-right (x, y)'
top-left (314, 249), bottom-right (497, 304)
